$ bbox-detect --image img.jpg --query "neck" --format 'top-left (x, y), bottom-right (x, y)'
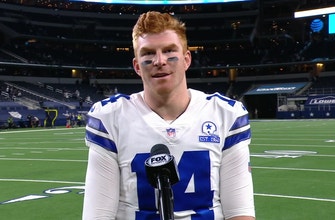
top-left (144, 89), bottom-right (190, 121)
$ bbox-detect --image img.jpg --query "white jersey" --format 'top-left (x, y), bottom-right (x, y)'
top-left (83, 89), bottom-right (255, 220)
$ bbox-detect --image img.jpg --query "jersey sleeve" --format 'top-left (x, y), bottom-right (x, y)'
top-left (220, 100), bottom-right (255, 219)
top-left (222, 100), bottom-right (251, 151)
top-left (85, 100), bottom-right (118, 153)
top-left (82, 145), bottom-right (120, 220)
top-left (220, 144), bottom-right (255, 219)
top-left (83, 100), bottom-right (120, 219)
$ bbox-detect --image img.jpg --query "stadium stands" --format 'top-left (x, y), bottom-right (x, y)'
top-left (0, 0), bottom-right (335, 123)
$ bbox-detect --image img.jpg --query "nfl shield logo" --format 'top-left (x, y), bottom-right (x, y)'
top-left (166, 128), bottom-right (176, 138)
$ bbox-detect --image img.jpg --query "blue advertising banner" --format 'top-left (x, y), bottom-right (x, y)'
top-left (305, 95), bottom-right (335, 105)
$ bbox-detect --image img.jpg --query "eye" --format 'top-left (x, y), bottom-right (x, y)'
top-left (164, 49), bottom-right (176, 54)
top-left (141, 51), bottom-right (155, 57)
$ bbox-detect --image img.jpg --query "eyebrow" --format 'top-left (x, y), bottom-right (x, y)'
top-left (139, 43), bottom-right (180, 54)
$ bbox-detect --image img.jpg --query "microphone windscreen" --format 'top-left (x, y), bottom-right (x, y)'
top-left (150, 144), bottom-right (170, 156)
top-left (145, 143), bottom-right (180, 187)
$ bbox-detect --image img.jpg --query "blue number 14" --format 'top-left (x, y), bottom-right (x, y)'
top-left (132, 150), bottom-right (214, 220)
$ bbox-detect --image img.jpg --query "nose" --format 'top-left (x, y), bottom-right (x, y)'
top-left (152, 52), bottom-right (166, 66)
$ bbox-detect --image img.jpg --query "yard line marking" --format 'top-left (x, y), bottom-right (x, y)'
top-left (0, 147), bottom-right (87, 151)
top-left (0, 178), bottom-right (84, 184)
top-left (0, 127), bottom-right (85, 134)
top-left (12, 153), bottom-right (25, 156)
top-left (253, 166), bottom-right (335, 173)
top-left (54, 132), bottom-right (77, 135)
top-left (264, 150), bottom-right (317, 156)
top-left (254, 137), bottom-right (335, 140)
top-left (0, 158), bottom-right (87, 162)
top-left (255, 193), bottom-right (335, 202)
top-left (307, 154), bottom-right (335, 157)
top-left (251, 153), bottom-right (335, 158)
top-left (251, 143), bottom-right (335, 148)
top-left (30, 151), bottom-right (43, 154)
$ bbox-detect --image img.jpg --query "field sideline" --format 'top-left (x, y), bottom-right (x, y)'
top-left (1, 119), bottom-right (335, 219)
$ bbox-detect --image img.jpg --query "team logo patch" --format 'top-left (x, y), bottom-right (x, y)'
top-left (199, 121), bottom-right (220, 143)
top-left (166, 128), bottom-right (176, 138)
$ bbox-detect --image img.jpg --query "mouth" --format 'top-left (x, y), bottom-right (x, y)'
top-left (152, 73), bottom-right (170, 78)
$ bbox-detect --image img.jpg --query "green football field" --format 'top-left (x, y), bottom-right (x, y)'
top-left (0, 119), bottom-right (335, 219)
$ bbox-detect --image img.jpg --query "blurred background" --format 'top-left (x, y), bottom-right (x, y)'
top-left (0, 0), bottom-right (335, 127)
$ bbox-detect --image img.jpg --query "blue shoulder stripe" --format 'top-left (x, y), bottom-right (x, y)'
top-left (230, 114), bottom-right (249, 131)
top-left (87, 116), bottom-right (108, 133)
top-left (223, 128), bottom-right (251, 151)
top-left (101, 93), bottom-right (130, 106)
top-left (206, 93), bottom-right (236, 107)
top-left (85, 130), bottom-right (117, 153)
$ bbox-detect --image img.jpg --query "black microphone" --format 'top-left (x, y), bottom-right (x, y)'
top-left (145, 144), bottom-right (180, 220)
top-left (145, 144), bottom-right (179, 188)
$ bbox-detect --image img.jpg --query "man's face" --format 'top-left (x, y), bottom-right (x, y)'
top-left (133, 30), bottom-right (191, 95)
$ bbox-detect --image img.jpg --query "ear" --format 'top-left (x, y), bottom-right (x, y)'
top-left (133, 58), bottom-right (142, 77)
top-left (184, 50), bottom-right (192, 70)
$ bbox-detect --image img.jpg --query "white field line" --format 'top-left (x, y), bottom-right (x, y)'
top-left (253, 166), bottom-right (335, 173)
top-left (253, 137), bottom-right (335, 140)
top-left (0, 179), bottom-right (333, 203)
top-left (0, 178), bottom-right (84, 185)
top-left (251, 143), bottom-right (335, 148)
top-left (0, 147), bottom-right (87, 150)
top-left (306, 154), bottom-right (335, 157)
top-left (0, 127), bottom-right (84, 134)
top-left (254, 193), bottom-right (335, 202)
top-left (251, 153), bottom-right (335, 157)
top-left (0, 158), bottom-right (334, 172)
top-left (0, 158), bottom-right (87, 162)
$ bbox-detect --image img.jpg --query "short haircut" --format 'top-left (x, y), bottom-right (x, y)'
top-left (132, 11), bottom-right (188, 56)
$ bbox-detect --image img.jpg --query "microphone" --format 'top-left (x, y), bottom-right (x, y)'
top-left (145, 144), bottom-right (179, 188)
top-left (145, 144), bottom-right (179, 220)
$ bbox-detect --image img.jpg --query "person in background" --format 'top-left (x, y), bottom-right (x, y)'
top-left (7, 116), bottom-right (14, 128)
top-left (77, 113), bottom-right (83, 127)
top-left (83, 11), bottom-right (255, 220)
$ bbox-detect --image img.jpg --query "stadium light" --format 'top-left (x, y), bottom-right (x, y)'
top-left (294, 6), bottom-right (335, 18)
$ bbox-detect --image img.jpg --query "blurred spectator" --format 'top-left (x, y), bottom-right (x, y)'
top-left (32, 116), bottom-right (40, 128)
top-left (7, 116), bottom-right (14, 128)
top-left (77, 113), bottom-right (83, 127)
top-left (75, 89), bottom-right (80, 100)
top-left (79, 98), bottom-right (83, 109)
